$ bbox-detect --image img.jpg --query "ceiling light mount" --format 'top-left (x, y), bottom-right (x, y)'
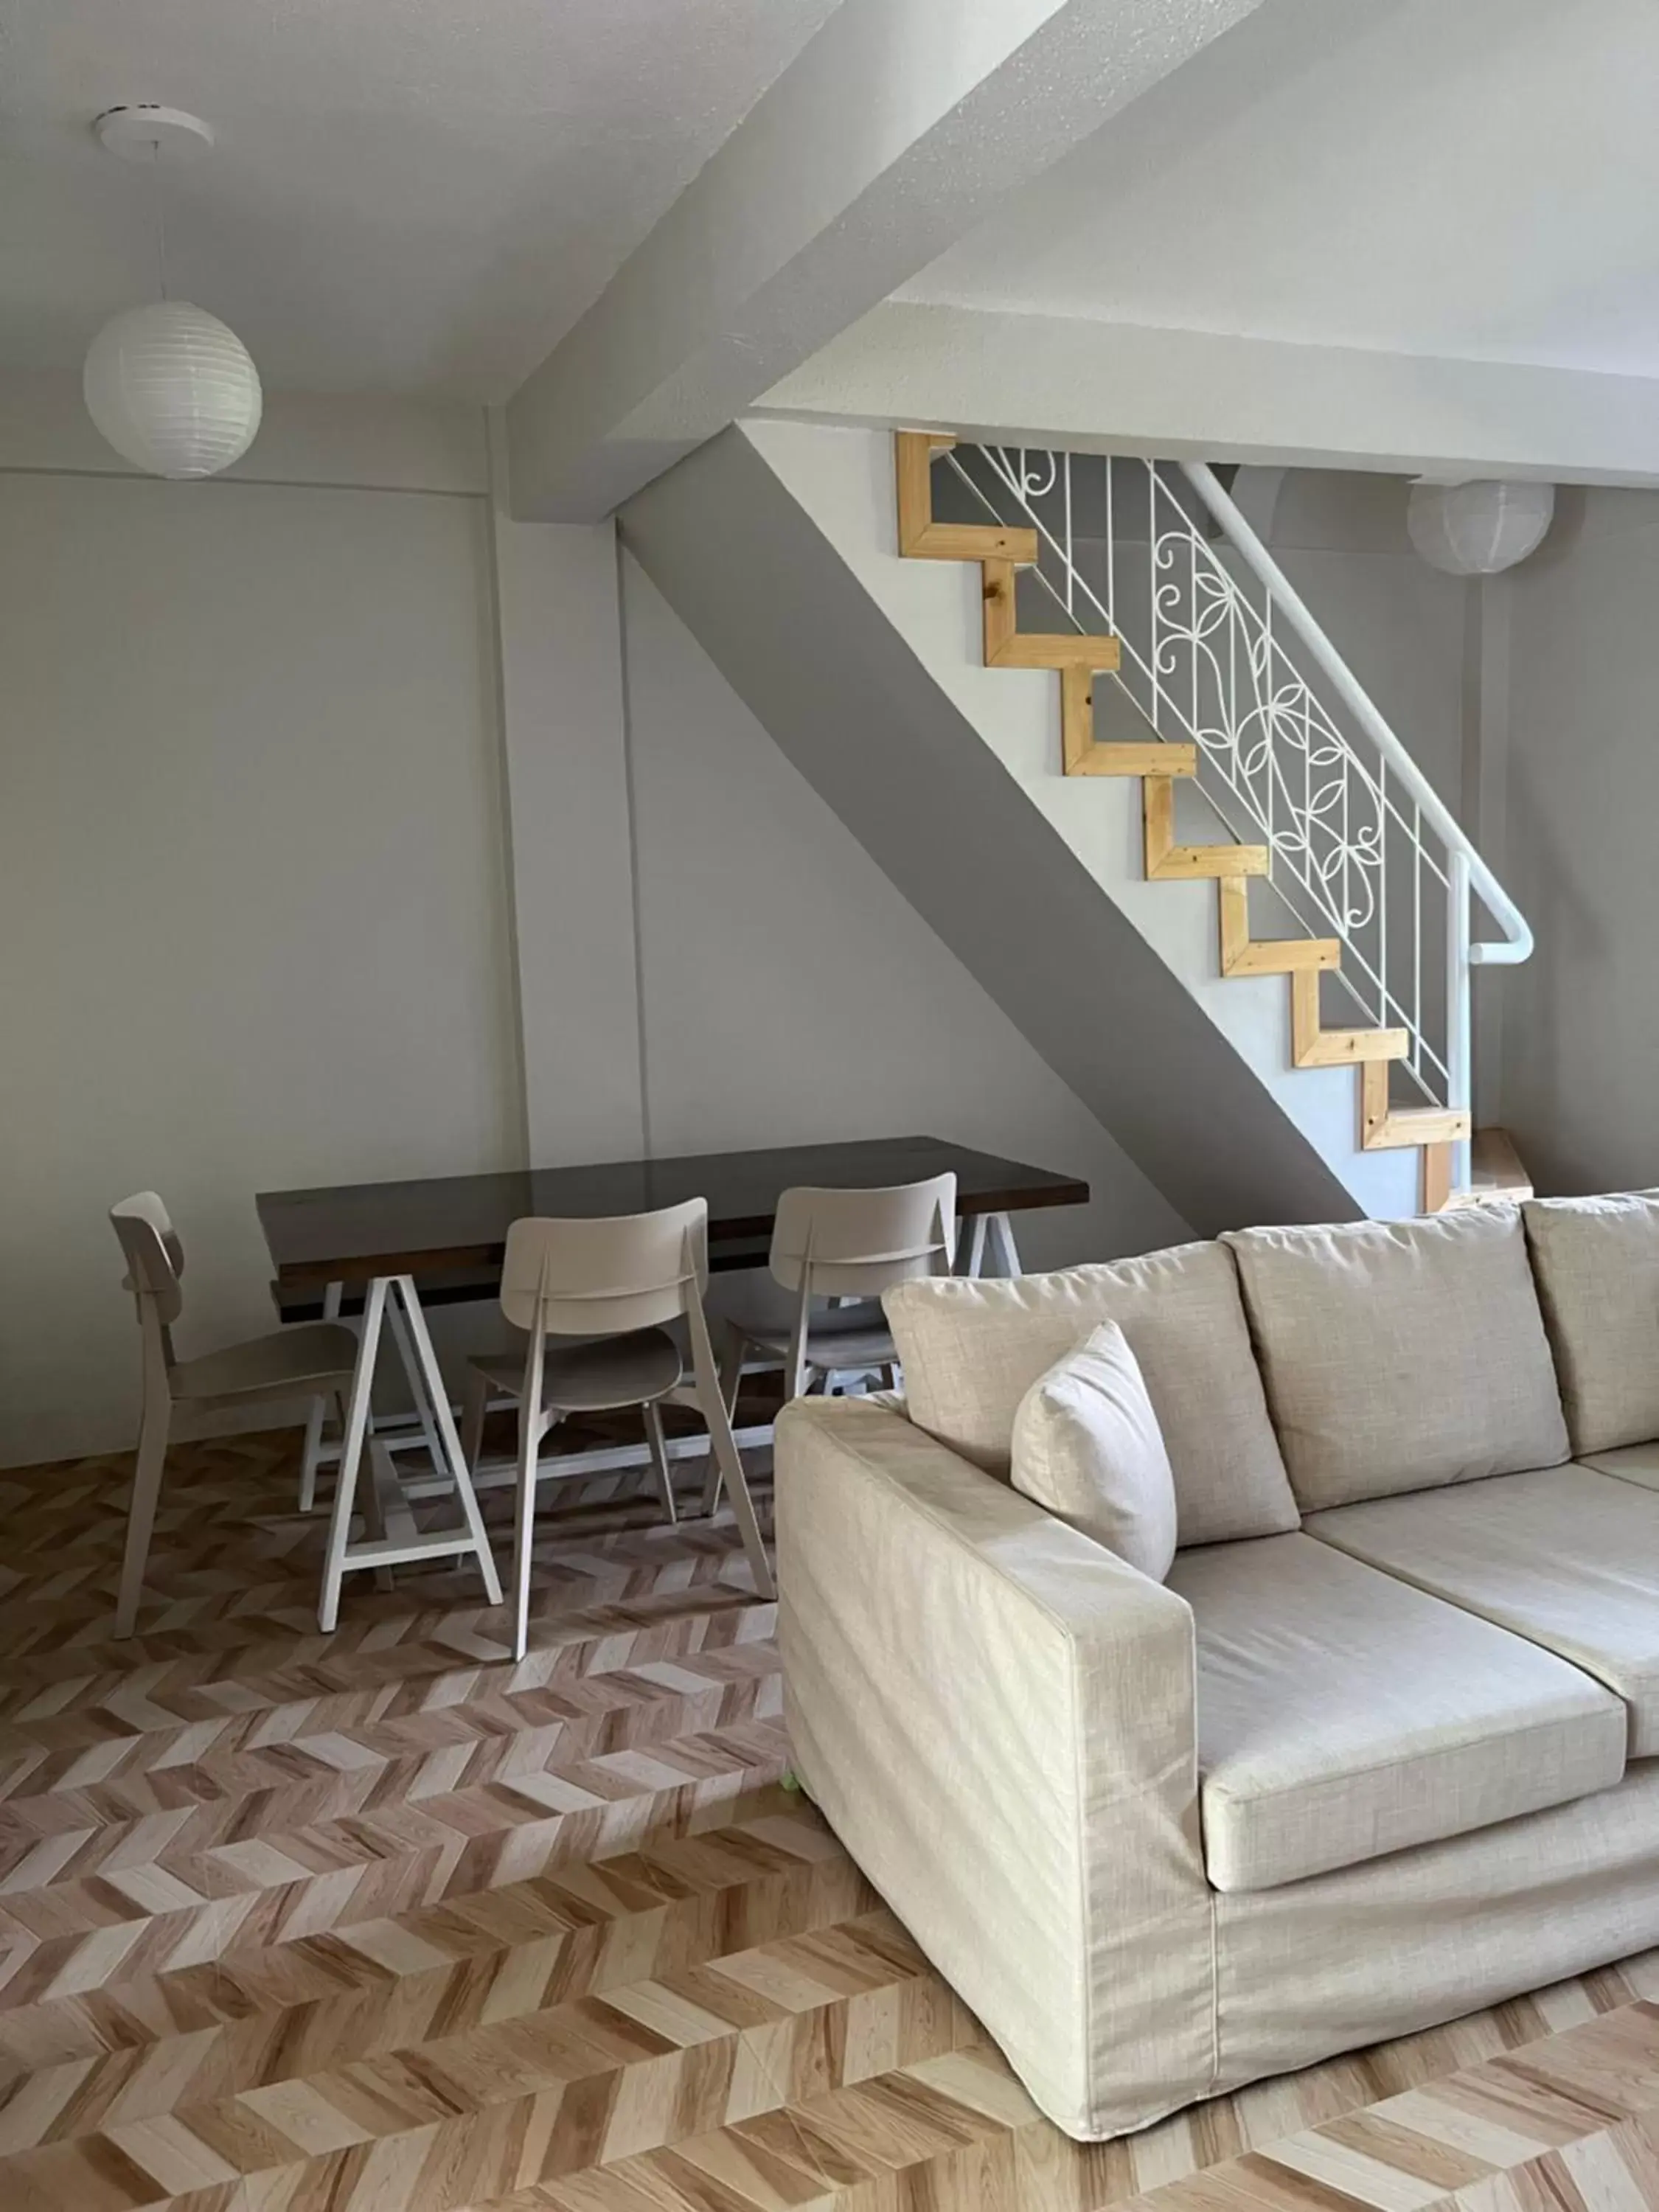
top-left (94, 105), bottom-right (217, 165)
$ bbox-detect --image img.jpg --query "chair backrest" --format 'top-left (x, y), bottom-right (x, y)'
top-left (111, 1192), bottom-right (185, 1326)
top-left (769, 1174), bottom-right (958, 1301)
top-left (499, 1197), bottom-right (710, 1339)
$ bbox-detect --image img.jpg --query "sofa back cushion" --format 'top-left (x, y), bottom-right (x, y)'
top-left (883, 1239), bottom-right (1299, 1546)
top-left (1224, 1207), bottom-right (1568, 1512)
top-left (1524, 1191), bottom-right (1659, 1453)
top-left (1010, 1324), bottom-right (1179, 1580)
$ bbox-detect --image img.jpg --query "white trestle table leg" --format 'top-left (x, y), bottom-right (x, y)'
top-left (959, 1213), bottom-right (989, 1277)
top-left (389, 1277), bottom-right (503, 1607)
top-left (316, 1274), bottom-right (503, 1632)
top-left (319, 1276), bottom-right (387, 1632)
top-left (986, 1211), bottom-right (1022, 1277)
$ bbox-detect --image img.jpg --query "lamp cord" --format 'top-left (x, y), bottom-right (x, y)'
top-left (151, 140), bottom-right (169, 302)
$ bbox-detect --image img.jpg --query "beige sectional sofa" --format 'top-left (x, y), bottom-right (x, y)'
top-left (773, 1193), bottom-right (1659, 2142)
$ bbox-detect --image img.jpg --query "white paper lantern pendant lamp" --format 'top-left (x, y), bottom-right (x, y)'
top-left (1406, 479), bottom-right (1554, 576)
top-left (84, 106), bottom-right (262, 480)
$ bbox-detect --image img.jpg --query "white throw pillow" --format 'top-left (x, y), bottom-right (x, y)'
top-left (1010, 1323), bottom-right (1178, 1581)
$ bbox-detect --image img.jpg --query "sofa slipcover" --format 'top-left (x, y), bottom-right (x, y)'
top-left (1169, 1533), bottom-right (1624, 1893)
top-left (883, 1241), bottom-right (1299, 1545)
top-left (1224, 1208), bottom-right (1568, 1511)
top-left (774, 1395), bottom-right (1215, 2140)
top-left (1214, 1758), bottom-right (1659, 2098)
top-left (1309, 1465), bottom-right (1659, 1753)
top-left (1524, 1190), bottom-right (1659, 1453)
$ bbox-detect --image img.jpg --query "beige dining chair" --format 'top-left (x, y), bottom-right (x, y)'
top-left (109, 1192), bottom-right (362, 1639)
top-left (703, 1175), bottom-right (957, 1511)
top-left (458, 1196), bottom-right (776, 1661)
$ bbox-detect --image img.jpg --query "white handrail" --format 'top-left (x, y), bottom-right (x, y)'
top-left (1180, 462), bottom-right (1531, 968)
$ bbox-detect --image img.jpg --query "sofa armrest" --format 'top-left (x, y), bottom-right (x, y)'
top-left (775, 1397), bottom-right (1215, 2140)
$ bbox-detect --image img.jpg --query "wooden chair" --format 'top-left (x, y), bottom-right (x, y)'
top-left (108, 1192), bottom-right (361, 1638)
top-left (458, 1197), bottom-right (776, 1660)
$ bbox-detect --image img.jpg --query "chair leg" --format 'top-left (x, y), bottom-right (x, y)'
top-left (298, 1393), bottom-right (329, 1515)
top-left (459, 1366), bottom-right (490, 1474)
top-left (691, 1368), bottom-right (775, 1602)
top-left (114, 1398), bottom-right (171, 1639)
top-left (643, 1401), bottom-right (677, 1525)
top-left (364, 1438), bottom-right (396, 1594)
top-left (699, 1324), bottom-right (749, 1516)
top-left (511, 1411), bottom-right (541, 1663)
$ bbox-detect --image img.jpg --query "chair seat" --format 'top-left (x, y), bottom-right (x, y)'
top-left (1307, 1463), bottom-right (1659, 1756)
top-left (731, 1298), bottom-right (896, 1372)
top-left (1169, 1531), bottom-right (1625, 1893)
top-left (470, 1327), bottom-right (684, 1414)
top-left (170, 1322), bottom-right (361, 1405)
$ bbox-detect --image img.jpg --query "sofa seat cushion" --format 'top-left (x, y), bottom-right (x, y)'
top-left (1524, 1191), bottom-right (1659, 1453)
top-left (1579, 1440), bottom-right (1659, 1492)
top-left (883, 1241), bottom-right (1299, 1546)
top-left (1308, 1466), bottom-right (1659, 1755)
top-left (1168, 1532), bottom-right (1625, 1893)
top-left (1224, 1208), bottom-right (1568, 1512)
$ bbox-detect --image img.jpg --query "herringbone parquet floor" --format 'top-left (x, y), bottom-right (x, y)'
top-left (3, 1426), bottom-right (1659, 2212)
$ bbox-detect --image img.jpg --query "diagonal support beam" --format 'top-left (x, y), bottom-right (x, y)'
top-left (505, 0), bottom-right (1271, 521)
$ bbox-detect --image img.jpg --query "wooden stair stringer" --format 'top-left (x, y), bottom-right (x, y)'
top-left (894, 428), bottom-right (1461, 1215)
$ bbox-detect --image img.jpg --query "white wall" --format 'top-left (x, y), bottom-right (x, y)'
top-left (1500, 489), bottom-right (1659, 1192)
top-left (619, 553), bottom-right (1189, 1270)
top-left (0, 399), bottom-right (524, 1464)
top-left (0, 377), bottom-right (1192, 1467)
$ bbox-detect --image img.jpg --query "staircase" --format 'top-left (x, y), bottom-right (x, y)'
top-left (897, 432), bottom-right (1530, 1213)
top-left (620, 417), bottom-right (1531, 1231)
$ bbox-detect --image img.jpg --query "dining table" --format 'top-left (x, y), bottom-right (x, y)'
top-left (257, 1133), bottom-right (1089, 1630)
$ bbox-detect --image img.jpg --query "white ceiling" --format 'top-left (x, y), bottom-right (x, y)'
top-left (900, 0), bottom-right (1659, 380)
top-left (0, 0), bottom-right (841, 399)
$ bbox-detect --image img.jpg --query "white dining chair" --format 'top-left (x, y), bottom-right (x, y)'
top-left (703, 1175), bottom-right (957, 1511)
top-left (109, 1192), bottom-right (362, 1638)
top-left (457, 1197), bottom-right (776, 1660)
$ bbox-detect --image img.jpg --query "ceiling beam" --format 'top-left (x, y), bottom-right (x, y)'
top-left (504, 0), bottom-right (1271, 521)
top-left (757, 302), bottom-right (1659, 487)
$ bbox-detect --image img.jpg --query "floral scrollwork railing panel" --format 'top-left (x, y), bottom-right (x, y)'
top-left (942, 442), bottom-right (1454, 1104)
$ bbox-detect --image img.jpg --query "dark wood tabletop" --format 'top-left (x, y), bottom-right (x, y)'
top-left (258, 1133), bottom-right (1088, 1293)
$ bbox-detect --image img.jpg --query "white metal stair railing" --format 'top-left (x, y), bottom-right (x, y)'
top-left (938, 443), bottom-right (1532, 1188)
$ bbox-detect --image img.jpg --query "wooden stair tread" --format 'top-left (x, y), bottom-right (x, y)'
top-left (1153, 842), bottom-right (1271, 880)
top-left (990, 630), bottom-right (1123, 671)
top-left (1297, 1026), bottom-right (1409, 1068)
top-left (1359, 1060), bottom-right (1471, 1147)
top-left (1293, 973), bottom-right (1405, 1068)
top-left (1217, 878), bottom-right (1338, 975)
top-left (1066, 740), bottom-right (1197, 779)
top-left (1228, 939), bottom-right (1340, 975)
top-left (895, 432), bottom-right (1039, 566)
top-left (1442, 1127), bottom-right (1534, 1207)
top-left (905, 520), bottom-right (1040, 565)
top-left (1365, 1105), bottom-right (1473, 1148)
top-left (1145, 779), bottom-right (1267, 880)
